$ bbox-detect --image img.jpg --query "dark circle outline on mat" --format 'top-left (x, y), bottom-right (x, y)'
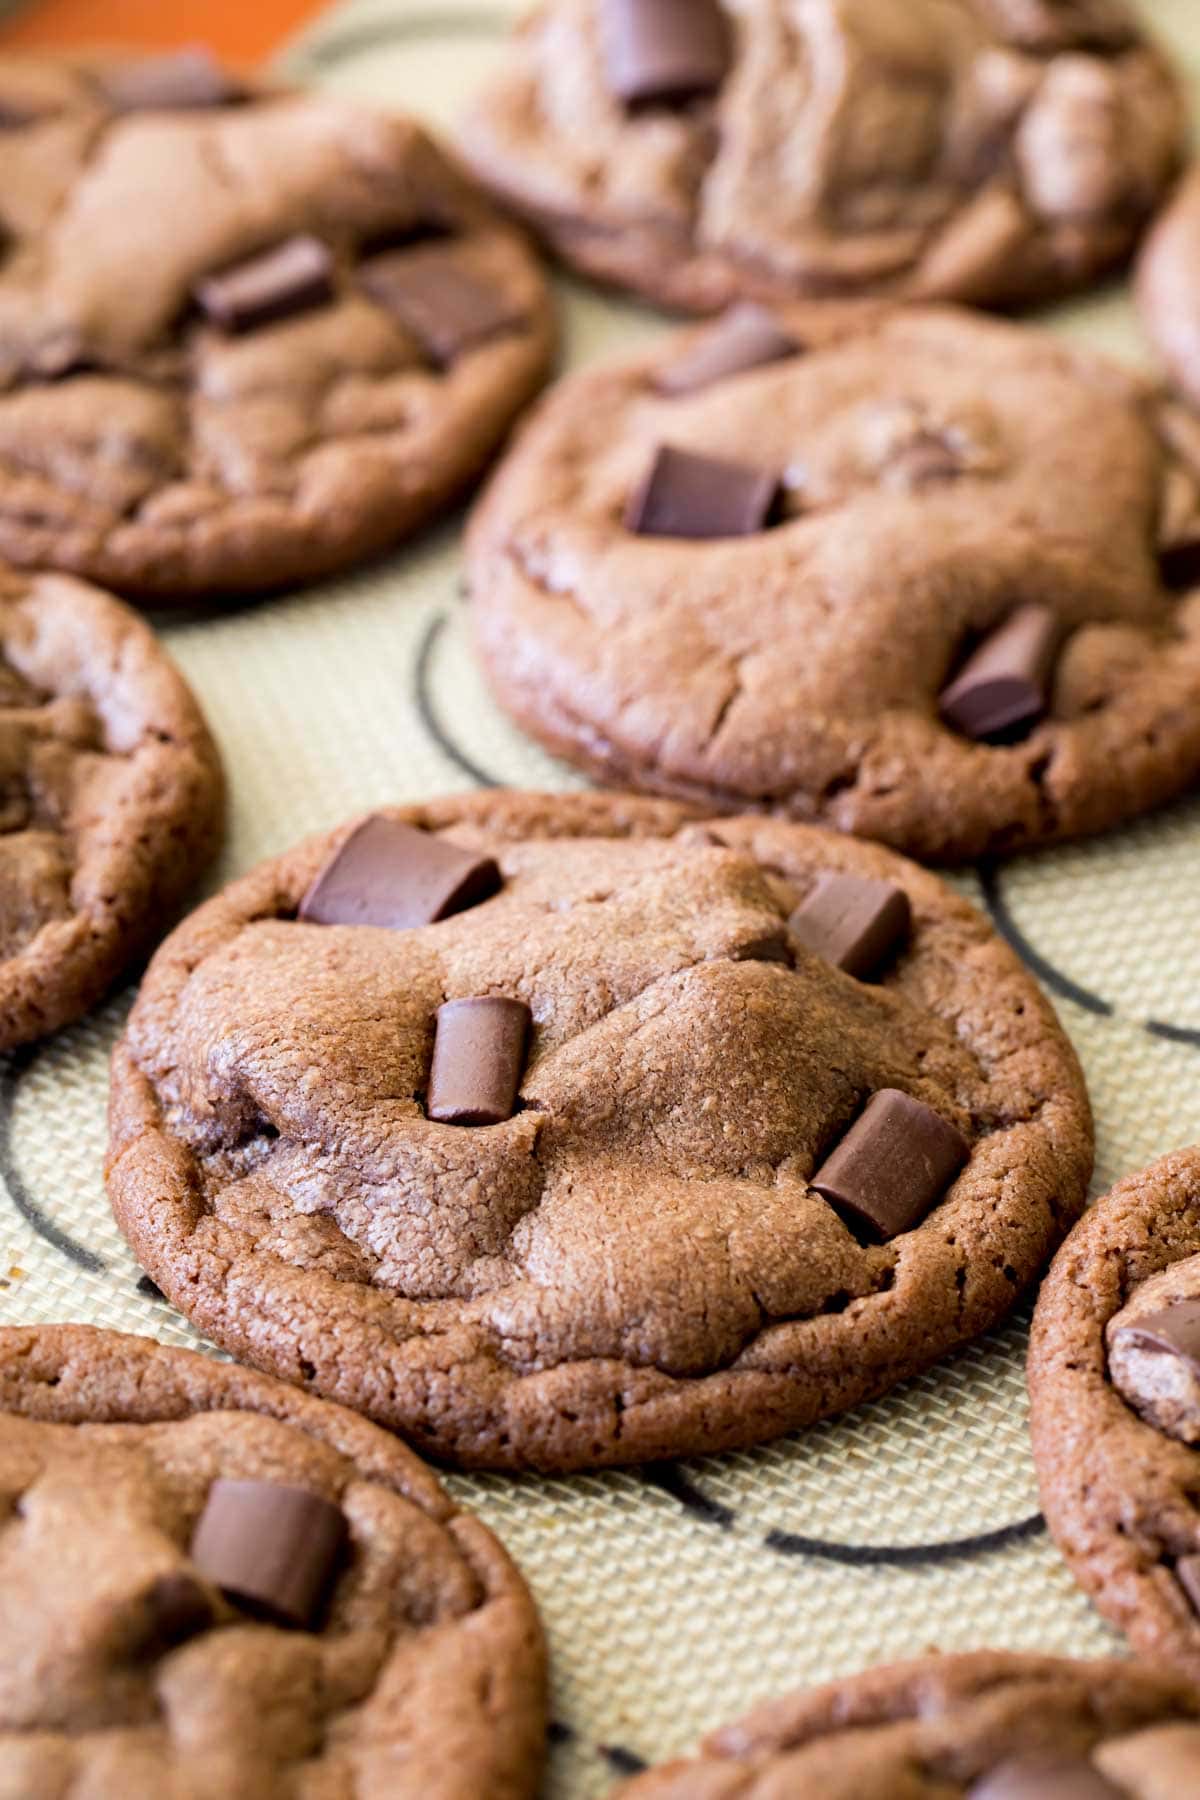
top-left (0, 1044), bottom-right (106, 1273)
top-left (977, 861), bottom-right (1112, 1018)
top-left (645, 1463), bottom-right (1046, 1566)
top-left (295, 7), bottom-right (510, 74)
top-left (415, 611), bottom-right (502, 788)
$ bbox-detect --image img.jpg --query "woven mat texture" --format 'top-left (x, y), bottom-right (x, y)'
top-left (2, 3), bottom-right (1199, 1792)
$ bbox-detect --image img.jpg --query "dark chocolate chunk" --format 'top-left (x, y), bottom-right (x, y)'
top-left (789, 872), bottom-right (911, 980)
top-left (938, 605), bottom-right (1058, 742)
top-left (654, 304), bottom-right (802, 397)
top-left (194, 236), bottom-right (335, 336)
top-left (1111, 1299), bottom-right (1200, 1373)
top-left (190, 1479), bottom-right (346, 1630)
top-left (967, 1756), bottom-right (1126, 1799)
top-left (811, 1089), bottom-right (969, 1240)
top-left (602, 0), bottom-right (730, 107)
top-left (96, 48), bottom-right (245, 114)
top-left (428, 997), bottom-right (530, 1126)
top-left (359, 251), bottom-right (525, 367)
top-left (131, 1572), bottom-right (215, 1657)
top-left (625, 445), bottom-right (781, 540)
top-left (1176, 1553), bottom-right (1200, 1617)
top-left (299, 816), bottom-right (501, 931)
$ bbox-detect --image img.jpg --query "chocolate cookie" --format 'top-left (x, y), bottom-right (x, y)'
top-left (1029, 1145), bottom-right (1200, 1687)
top-left (462, 0), bottom-right (1185, 315)
top-left (0, 48), bottom-right (555, 600)
top-left (106, 790), bottom-right (1091, 1473)
top-left (612, 1651), bottom-right (1200, 1797)
top-left (0, 1322), bottom-right (546, 1796)
top-left (0, 565), bottom-right (222, 1049)
top-left (467, 303), bottom-right (1200, 862)
top-left (1137, 167), bottom-right (1200, 414)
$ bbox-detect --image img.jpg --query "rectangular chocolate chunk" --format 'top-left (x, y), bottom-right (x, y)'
top-left (789, 872), bottom-right (911, 981)
top-left (811, 1089), bottom-right (969, 1241)
top-left (602, 0), bottom-right (730, 107)
top-left (96, 48), bottom-right (246, 113)
top-left (194, 236), bottom-right (335, 336)
top-left (190, 1479), bottom-right (346, 1630)
top-left (625, 444), bottom-right (781, 540)
top-left (428, 997), bottom-right (530, 1126)
top-left (938, 605), bottom-right (1057, 741)
top-left (299, 816), bottom-right (501, 931)
top-left (359, 250), bottom-right (525, 368)
top-left (654, 304), bottom-right (802, 397)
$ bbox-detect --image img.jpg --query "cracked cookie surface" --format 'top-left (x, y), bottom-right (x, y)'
top-left (468, 303), bottom-right (1200, 862)
top-left (106, 790), bottom-right (1091, 1472)
top-left (0, 1323), bottom-right (546, 1798)
top-left (0, 565), bottom-right (222, 1049)
top-left (462, 0), bottom-right (1185, 315)
top-left (613, 1650), bottom-right (1200, 1797)
top-left (1030, 1145), bottom-right (1200, 1687)
top-left (0, 52), bottom-right (555, 600)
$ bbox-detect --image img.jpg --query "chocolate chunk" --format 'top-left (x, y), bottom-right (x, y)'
top-left (811, 1089), bottom-right (969, 1240)
top-left (194, 236), bottom-right (335, 336)
top-left (96, 48), bottom-right (245, 113)
top-left (654, 304), bottom-right (802, 397)
top-left (131, 1572), bottom-right (215, 1657)
top-left (359, 251), bottom-right (525, 367)
top-left (602, 0), bottom-right (730, 107)
top-left (299, 816), bottom-right (501, 931)
top-left (967, 1756), bottom-right (1126, 1799)
top-left (625, 445), bottom-right (781, 540)
top-left (190, 1479), bottom-right (346, 1630)
top-left (1111, 1299), bottom-right (1200, 1371)
top-left (427, 997), bottom-right (530, 1126)
top-left (789, 872), bottom-right (911, 980)
top-left (1176, 1554), bottom-right (1200, 1618)
top-left (939, 605), bottom-right (1058, 741)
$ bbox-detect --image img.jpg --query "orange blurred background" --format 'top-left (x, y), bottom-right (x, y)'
top-left (0, 0), bottom-right (321, 61)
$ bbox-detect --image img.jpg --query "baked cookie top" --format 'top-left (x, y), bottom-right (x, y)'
top-left (462, 0), bottom-right (1185, 314)
top-left (468, 303), bottom-right (1200, 863)
top-left (613, 1650), bottom-right (1200, 1797)
top-left (106, 790), bottom-right (1091, 1473)
top-left (1137, 166), bottom-right (1200, 414)
top-left (1030, 1145), bottom-right (1200, 1688)
top-left (0, 1323), bottom-right (546, 1799)
top-left (0, 49), bottom-right (555, 600)
top-left (0, 565), bottom-right (222, 1050)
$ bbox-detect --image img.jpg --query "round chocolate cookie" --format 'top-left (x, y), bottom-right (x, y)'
top-left (1029, 1145), bottom-right (1200, 1688)
top-left (0, 1322), bottom-right (546, 1797)
top-left (1137, 167), bottom-right (1200, 414)
top-left (468, 303), bottom-right (1200, 863)
top-left (106, 790), bottom-right (1091, 1473)
top-left (462, 0), bottom-right (1185, 315)
top-left (0, 565), bottom-right (222, 1049)
top-left (612, 1650), bottom-right (1200, 1797)
top-left (0, 48), bottom-right (555, 600)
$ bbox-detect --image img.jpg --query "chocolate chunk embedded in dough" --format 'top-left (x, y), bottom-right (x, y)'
top-left (428, 996), bottom-right (531, 1126)
top-left (194, 236), bottom-right (335, 335)
top-left (299, 816), bottom-right (501, 931)
top-left (812, 1088), bottom-right (969, 1239)
top-left (190, 1479), bottom-right (346, 1630)
top-left (625, 445), bottom-right (781, 539)
top-left (789, 872), bottom-right (910, 980)
top-left (939, 605), bottom-right (1058, 741)
top-left (601, 0), bottom-right (729, 107)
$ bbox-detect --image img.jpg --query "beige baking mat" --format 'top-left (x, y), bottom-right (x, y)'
top-left (2, 3), bottom-right (1199, 1792)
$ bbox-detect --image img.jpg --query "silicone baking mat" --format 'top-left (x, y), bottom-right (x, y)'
top-left (2, 4), bottom-right (1199, 1792)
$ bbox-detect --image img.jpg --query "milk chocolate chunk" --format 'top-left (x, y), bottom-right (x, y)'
top-left (602, 0), bottom-right (729, 107)
top-left (939, 605), bottom-right (1057, 741)
top-left (1109, 1298), bottom-right (1200, 1445)
top-left (299, 816), bottom-right (501, 931)
top-left (97, 48), bottom-right (245, 113)
top-left (811, 1089), bottom-right (969, 1240)
top-left (625, 445), bottom-right (781, 540)
top-left (190, 1479), bottom-right (346, 1630)
top-left (360, 251), bottom-right (524, 367)
top-left (967, 1756), bottom-right (1126, 1799)
top-left (654, 304), bottom-right (801, 397)
top-left (789, 872), bottom-right (911, 980)
top-left (428, 997), bottom-right (530, 1126)
top-left (195, 236), bottom-right (334, 336)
